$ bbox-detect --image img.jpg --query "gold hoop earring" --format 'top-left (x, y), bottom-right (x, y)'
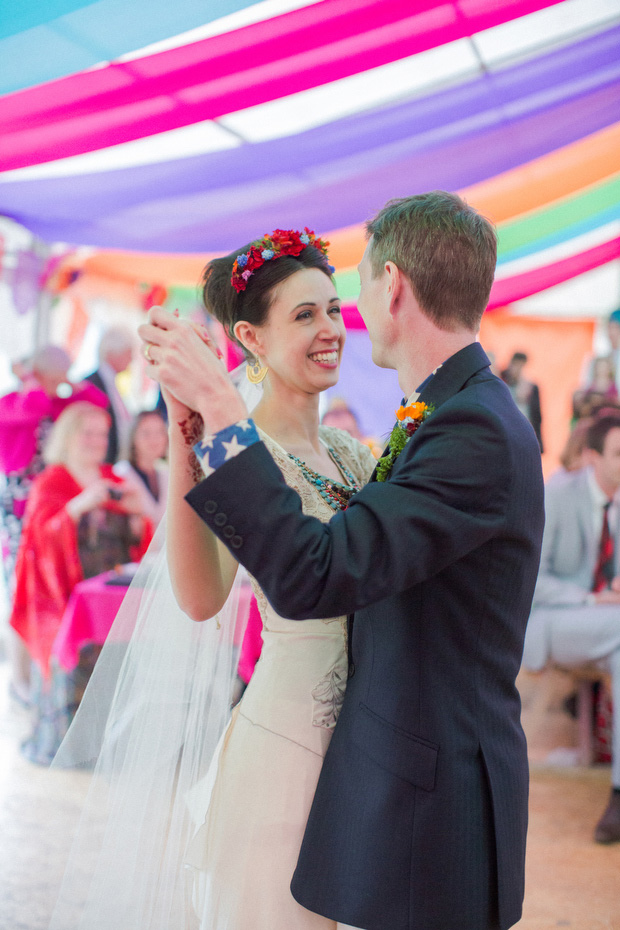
top-left (246, 359), bottom-right (268, 384)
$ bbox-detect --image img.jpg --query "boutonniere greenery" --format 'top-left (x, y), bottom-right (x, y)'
top-left (376, 401), bottom-right (434, 482)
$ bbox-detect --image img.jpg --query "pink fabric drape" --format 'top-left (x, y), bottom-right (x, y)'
top-left (0, 0), bottom-right (564, 169)
top-left (487, 236), bottom-right (620, 310)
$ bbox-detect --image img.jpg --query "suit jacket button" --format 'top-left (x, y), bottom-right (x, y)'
top-left (223, 525), bottom-right (235, 539)
top-left (230, 535), bottom-right (243, 549)
top-left (214, 512), bottom-right (227, 527)
top-left (203, 500), bottom-right (217, 515)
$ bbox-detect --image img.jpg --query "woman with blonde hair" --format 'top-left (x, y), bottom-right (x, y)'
top-left (10, 401), bottom-right (153, 764)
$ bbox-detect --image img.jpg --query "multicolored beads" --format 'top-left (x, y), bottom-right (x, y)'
top-left (288, 446), bottom-right (359, 511)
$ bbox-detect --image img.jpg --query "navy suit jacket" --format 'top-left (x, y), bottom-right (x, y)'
top-left (186, 343), bottom-right (545, 930)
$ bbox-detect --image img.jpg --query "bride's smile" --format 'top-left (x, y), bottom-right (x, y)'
top-left (307, 349), bottom-right (339, 368)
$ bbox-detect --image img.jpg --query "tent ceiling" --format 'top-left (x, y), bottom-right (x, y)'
top-left (0, 0), bottom-right (618, 313)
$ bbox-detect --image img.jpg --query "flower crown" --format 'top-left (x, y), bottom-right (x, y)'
top-left (231, 228), bottom-right (333, 293)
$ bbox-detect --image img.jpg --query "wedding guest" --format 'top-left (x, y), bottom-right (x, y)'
top-left (523, 411), bottom-right (620, 842)
top-left (588, 356), bottom-right (618, 399)
top-left (574, 357), bottom-right (619, 422)
top-left (321, 397), bottom-right (363, 439)
top-left (501, 351), bottom-right (543, 451)
top-left (581, 309), bottom-right (620, 393)
top-left (0, 346), bottom-right (107, 707)
top-left (114, 410), bottom-right (169, 525)
top-left (554, 417), bottom-right (593, 477)
top-left (322, 397), bottom-right (382, 458)
top-left (607, 309), bottom-right (620, 380)
top-left (9, 402), bottom-right (153, 764)
top-left (85, 326), bottom-right (135, 463)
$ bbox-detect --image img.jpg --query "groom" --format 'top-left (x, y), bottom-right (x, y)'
top-left (157, 192), bottom-right (544, 930)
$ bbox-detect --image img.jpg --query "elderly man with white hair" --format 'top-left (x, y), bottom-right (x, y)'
top-left (85, 326), bottom-right (135, 463)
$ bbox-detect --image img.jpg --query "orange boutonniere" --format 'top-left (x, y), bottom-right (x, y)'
top-left (376, 401), bottom-right (433, 481)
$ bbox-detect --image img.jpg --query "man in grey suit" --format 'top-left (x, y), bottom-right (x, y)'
top-left (523, 412), bottom-right (620, 843)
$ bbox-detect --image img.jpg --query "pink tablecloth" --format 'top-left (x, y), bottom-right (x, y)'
top-left (53, 572), bottom-right (129, 671)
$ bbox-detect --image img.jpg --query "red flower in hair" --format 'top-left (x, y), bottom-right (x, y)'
top-left (245, 246), bottom-right (264, 271)
top-left (230, 228), bottom-right (332, 293)
top-left (270, 229), bottom-right (304, 255)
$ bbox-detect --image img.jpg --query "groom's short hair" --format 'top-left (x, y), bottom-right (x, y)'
top-left (366, 191), bottom-right (497, 331)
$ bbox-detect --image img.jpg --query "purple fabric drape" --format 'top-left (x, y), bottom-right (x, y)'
top-left (1, 23), bottom-right (618, 250)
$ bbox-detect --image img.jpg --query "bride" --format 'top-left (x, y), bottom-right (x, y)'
top-left (50, 229), bottom-right (375, 929)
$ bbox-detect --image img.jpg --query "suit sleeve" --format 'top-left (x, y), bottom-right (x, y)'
top-left (186, 402), bottom-right (513, 620)
top-left (532, 483), bottom-right (591, 607)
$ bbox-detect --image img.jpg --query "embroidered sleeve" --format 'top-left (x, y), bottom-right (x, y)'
top-left (194, 418), bottom-right (260, 477)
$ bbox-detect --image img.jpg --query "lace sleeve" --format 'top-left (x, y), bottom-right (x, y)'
top-left (318, 426), bottom-right (376, 486)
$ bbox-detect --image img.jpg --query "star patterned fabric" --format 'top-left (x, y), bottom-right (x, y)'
top-left (195, 419), bottom-right (260, 477)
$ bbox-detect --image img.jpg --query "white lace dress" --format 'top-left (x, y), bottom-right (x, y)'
top-left (185, 426), bottom-right (376, 930)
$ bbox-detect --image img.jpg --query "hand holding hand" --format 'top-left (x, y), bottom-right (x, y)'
top-left (138, 307), bottom-right (247, 432)
top-left (160, 384), bottom-right (193, 424)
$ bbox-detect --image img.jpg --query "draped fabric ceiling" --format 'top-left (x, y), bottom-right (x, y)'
top-left (1, 0), bottom-right (619, 316)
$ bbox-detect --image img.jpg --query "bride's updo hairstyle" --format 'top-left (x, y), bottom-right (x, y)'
top-left (201, 228), bottom-right (333, 356)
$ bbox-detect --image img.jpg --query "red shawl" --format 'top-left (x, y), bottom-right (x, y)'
top-left (10, 464), bottom-right (152, 675)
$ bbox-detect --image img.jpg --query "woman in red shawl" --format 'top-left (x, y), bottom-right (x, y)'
top-left (0, 345), bottom-right (108, 707)
top-left (10, 402), bottom-right (153, 764)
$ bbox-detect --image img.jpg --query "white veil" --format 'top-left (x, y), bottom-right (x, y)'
top-left (48, 363), bottom-right (260, 929)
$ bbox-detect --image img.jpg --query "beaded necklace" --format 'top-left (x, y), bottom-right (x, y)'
top-left (287, 446), bottom-right (360, 511)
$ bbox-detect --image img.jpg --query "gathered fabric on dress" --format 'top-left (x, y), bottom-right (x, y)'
top-left (185, 426), bottom-right (375, 930)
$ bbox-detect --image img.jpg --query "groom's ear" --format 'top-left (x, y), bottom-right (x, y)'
top-left (385, 261), bottom-right (405, 318)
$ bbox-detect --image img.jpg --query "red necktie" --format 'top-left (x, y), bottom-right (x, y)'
top-left (592, 502), bottom-right (614, 593)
